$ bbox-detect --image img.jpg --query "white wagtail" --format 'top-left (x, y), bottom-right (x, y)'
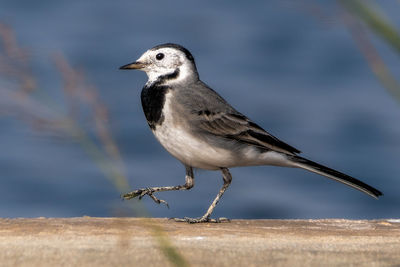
top-left (120, 43), bottom-right (382, 223)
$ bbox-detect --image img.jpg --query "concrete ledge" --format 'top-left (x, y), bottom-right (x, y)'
top-left (0, 217), bottom-right (399, 266)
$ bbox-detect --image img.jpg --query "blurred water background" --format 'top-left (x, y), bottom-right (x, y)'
top-left (0, 0), bottom-right (399, 219)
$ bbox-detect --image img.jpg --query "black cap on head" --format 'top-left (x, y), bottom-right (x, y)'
top-left (151, 43), bottom-right (195, 63)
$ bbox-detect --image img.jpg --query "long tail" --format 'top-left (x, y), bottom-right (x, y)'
top-left (288, 155), bottom-right (383, 199)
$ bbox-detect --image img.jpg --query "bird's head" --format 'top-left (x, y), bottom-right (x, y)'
top-left (120, 43), bottom-right (198, 84)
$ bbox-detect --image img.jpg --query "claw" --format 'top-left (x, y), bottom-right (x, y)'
top-left (171, 217), bottom-right (230, 224)
top-left (122, 188), bottom-right (169, 208)
top-left (148, 192), bottom-right (169, 208)
top-left (122, 189), bottom-right (144, 200)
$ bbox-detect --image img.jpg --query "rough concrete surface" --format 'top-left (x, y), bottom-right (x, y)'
top-left (0, 217), bottom-right (399, 266)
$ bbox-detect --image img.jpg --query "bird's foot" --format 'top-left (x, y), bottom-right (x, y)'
top-left (122, 188), bottom-right (169, 208)
top-left (171, 217), bottom-right (230, 224)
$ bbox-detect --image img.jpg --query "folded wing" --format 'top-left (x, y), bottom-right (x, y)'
top-left (196, 111), bottom-right (300, 155)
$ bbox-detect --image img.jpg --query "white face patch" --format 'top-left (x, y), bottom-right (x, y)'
top-left (135, 47), bottom-right (197, 85)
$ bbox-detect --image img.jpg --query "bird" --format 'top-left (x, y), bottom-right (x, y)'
top-left (119, 43), bottom-right (382, 223)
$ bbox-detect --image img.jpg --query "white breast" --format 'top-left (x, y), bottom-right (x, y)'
top-left (152, 91), bottom-right (234, 170)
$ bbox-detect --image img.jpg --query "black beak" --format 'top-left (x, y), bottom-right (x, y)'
top-left (119, 61), bottom-right (147, 70)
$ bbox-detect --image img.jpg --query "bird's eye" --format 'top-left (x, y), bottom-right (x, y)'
top-left (156, 53), bottom-right (164, 60)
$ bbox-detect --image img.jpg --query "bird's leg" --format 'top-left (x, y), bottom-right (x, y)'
top-left (174, 168), bottom-right (232, 223)
top-left (122, 166), bottom-right (194, 208)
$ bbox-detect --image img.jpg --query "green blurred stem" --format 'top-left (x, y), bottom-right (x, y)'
top-left (63, 119), bottom-right (130, 192)
top-left (340, 0), bottom-right (400, 54)
top-left (340, 0), bottom-right (400, 103)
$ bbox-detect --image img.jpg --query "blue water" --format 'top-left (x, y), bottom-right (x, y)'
top-left (0, 1), bottom-right (399, 219)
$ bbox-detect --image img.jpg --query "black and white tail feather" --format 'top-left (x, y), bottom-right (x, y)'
top-left (289, 155), bottom-right (382, 199)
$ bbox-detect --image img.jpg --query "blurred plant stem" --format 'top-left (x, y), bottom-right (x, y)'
top-left (0, 22), bottom-right (188, 267)
top-left (339, 0), bottom-right (400, 103)
top-left (339, 0), bottom-right (400, 53)
top-left (53, 54), bottom-right (131, 193)
top-left (147, 220), bottom-right (189, 267)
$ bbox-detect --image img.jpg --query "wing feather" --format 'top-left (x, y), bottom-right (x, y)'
top-left (197, 112), bottom-right (301, 154)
